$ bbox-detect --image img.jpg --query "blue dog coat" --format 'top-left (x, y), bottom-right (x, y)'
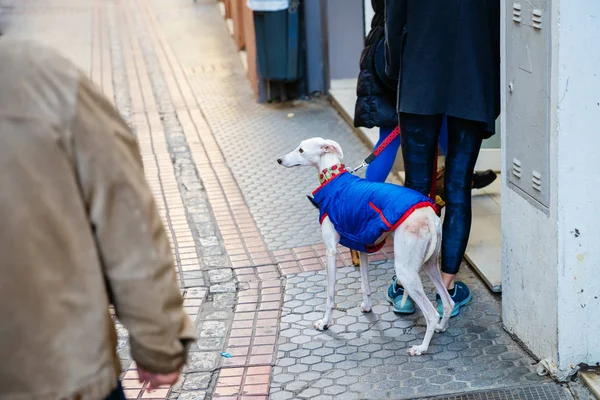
top-left (313, 170), bottom-right (435, 253)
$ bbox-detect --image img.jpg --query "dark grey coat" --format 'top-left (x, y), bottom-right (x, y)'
top-left (384, 0), bottom-right (500, 136)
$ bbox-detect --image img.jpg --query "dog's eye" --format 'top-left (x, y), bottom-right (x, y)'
top-left (299, 148), bottom-right (304, 153)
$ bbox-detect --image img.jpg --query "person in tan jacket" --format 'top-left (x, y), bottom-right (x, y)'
top-left (0, 39), bottom-right (196, 400)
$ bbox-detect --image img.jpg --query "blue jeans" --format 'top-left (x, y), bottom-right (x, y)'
top-left (399, 113), bottom-right (483, 275)
top-left (365, 116), bottom-right (449, 183)
top-left (105, 382), bottom-right (126, 400)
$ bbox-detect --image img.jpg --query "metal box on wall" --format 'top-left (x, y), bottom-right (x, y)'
top-left (505, 0), bottom-right (551, 211)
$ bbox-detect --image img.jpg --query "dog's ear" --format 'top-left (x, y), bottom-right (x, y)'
top-left (322, 140), bottom-right (344, 159)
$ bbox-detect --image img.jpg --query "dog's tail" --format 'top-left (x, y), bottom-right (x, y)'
top-left (400, 287), bottom-right (410, 309)
top-left (424, 210), bottom-right (439, 262)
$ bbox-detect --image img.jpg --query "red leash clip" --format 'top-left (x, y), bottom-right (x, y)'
top-left (349, 127), bottom-right (401, 175)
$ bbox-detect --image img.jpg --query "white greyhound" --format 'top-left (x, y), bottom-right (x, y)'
top-left (277, 137), bottom-right (454, 356)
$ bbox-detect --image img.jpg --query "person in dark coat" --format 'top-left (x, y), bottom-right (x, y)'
top-left (354, 0), bottom-right (497, 187)
top-left (374, 0), bottom-right (501, 317)
top-left (353, 0), bottom-right (499, 316)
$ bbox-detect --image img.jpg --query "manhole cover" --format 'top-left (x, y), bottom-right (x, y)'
top-left (422, 383), bottom-right (571, 400)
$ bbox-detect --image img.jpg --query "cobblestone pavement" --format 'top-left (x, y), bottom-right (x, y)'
top-left (1, 0), bottom-right (574, 399)
top-left (270, 262), bottom-right (549, 400)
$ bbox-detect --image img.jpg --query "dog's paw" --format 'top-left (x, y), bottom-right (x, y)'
top-left (360, 302), bottom-right (372, 313)
top-left (313, 319), bottom-right (329, 331)
top-left (408, 345), bottom-right (428, 356)
top-left (435, 323), bottom-right (448, 333)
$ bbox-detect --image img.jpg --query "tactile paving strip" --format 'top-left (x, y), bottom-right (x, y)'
top-left (165, 1), bottom-right (373, 251)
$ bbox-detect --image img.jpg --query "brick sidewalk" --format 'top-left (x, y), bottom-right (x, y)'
top-left (2, 0), bottom-right (354, 398)
top-left (1, 0), bottom-right (574, 399)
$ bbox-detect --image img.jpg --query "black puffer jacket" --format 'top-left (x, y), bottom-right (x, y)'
top-left (353, 0), bottom-right (397, 129)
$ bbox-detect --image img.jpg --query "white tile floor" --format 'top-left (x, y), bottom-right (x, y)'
top-left (330, 79), bottom-right (502, 292)
top-left (329, 79), bottom-right (380, 147)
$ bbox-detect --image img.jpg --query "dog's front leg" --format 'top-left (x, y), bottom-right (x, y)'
top-left (359, 251), bottom-right (372, 313)
top-left (315, 217), bottom-right (340, 331)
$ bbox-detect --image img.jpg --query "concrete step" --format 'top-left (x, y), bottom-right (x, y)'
top-left (580, 369), bottom-right (600, 399)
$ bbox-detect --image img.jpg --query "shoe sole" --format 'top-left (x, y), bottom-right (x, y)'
top-left (386, 294), bottom-right (415, 314)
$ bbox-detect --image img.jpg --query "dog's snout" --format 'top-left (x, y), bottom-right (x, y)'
top-left (277, 158), bottom-right (282, 164)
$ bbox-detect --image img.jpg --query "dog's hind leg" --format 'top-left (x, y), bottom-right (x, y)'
top-left (359, 251), bottom-right (372, 313)
top-left (314, 217), bottom-right (340, 331)
top-left (423, 227), bottom-right (454, 333)
top-left (402, 270), bottom-right (439, 356)
top-left (393, 223), bottom-right (439, 356)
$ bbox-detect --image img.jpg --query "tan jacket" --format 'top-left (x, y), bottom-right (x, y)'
top-left (0, 39), bottom-right (196, 400)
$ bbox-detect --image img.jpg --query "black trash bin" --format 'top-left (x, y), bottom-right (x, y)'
top-left (253, 1), bottom-right (300, 82)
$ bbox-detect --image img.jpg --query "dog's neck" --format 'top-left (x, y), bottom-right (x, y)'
top-left (316, 154), bottom-right (344, 184)
top-left (317, 154), bottom-right (341, 171)
top-left (318, 163), bottom-right (346, 184)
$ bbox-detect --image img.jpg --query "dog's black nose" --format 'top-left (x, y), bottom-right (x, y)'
top-left (277, 159), bottom-right (282, 164)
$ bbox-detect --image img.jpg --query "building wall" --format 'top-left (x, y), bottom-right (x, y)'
top-left (501, 190), bottom-right (559, 359)
top-left (555, 0), bottom-right (600, 368)
top-left (303, 0), bottom-right (328, 94)
top-left (325, 0), bottom-right (363, 80)
top-left (363, 0), bottom-right (374, 36)
top-left (502, 0), bottom-right (600, 369)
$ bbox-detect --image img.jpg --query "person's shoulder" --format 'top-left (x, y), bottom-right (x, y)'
top-left (0, 38), bottom-right (78, 78)
top-left (0, 38), bottom-right (65, 60)
top-left (0, 38), bottom-right (81, 122)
